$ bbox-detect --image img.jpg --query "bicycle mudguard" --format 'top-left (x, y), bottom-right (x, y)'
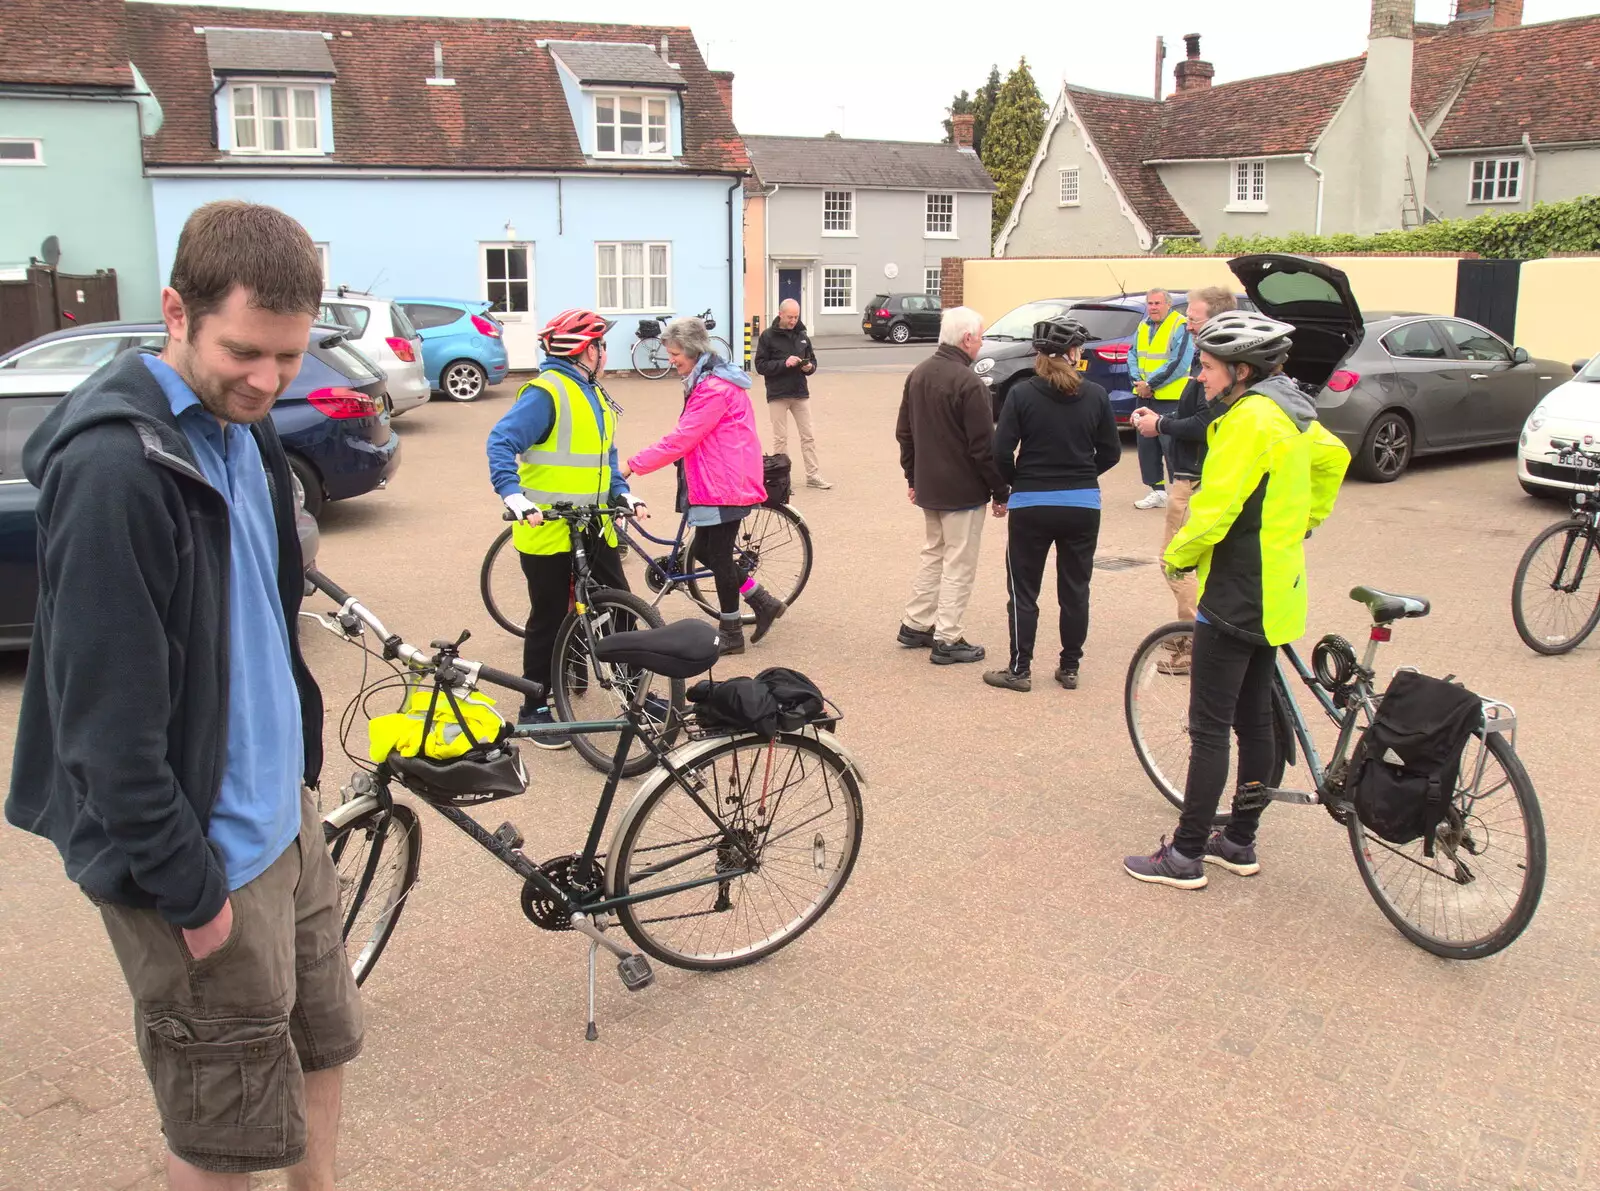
top-left (1271, 679), bottom-right (1297, 770)
top-left (322, 792), bottom-right (383, 833)
top-left (603, 727), bottom-right (866, 899)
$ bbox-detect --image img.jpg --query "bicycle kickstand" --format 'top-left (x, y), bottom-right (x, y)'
top-left (571, 913), bottom-right (655, 1042)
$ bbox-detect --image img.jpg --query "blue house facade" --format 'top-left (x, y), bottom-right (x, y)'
top-left (128, 7), bottom-right (750, 370)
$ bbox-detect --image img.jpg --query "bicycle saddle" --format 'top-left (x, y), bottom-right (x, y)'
top-left (592, 619), bottom-right (722, 679)
top-left (1350, 585), bottom-right (1430, 624)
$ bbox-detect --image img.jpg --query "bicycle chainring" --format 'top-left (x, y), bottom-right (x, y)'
top-left (1321, 759), bottom-right (1352, 826)
top-left (520, 854), bottom-right (605, 931)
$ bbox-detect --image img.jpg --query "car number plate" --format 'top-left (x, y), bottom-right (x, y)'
top-left (1077, 357), bottom-right (1089, 371)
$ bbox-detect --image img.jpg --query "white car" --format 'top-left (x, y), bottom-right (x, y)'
top-left (320, 288), bottom-right (430, 415)
top-left (1518, 353), bottom-right (1600, 496)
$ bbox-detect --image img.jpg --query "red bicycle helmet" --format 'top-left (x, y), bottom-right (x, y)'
top-left (539, 308), bottom-right (613, 357)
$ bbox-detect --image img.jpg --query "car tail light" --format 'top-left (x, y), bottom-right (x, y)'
top-left (470, 314), bottom-right (502, 338)
top-left (876, 308), bottom-right (891, 319)
top-left (1327, 370), bottom-right (1361, 392)
top-left (386, 336), bottom-right (417, 363)
top-left (308, 386), bottom-right (379, 419)
top-left (1094, 344), bottom-right (1129, 363)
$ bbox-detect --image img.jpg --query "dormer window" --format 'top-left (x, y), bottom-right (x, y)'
top-left (202, 27), bottom-right (336, 156)
top-left (596, 95), bottom-right (669, 157)
top-left (231, 83), bottom-right (320, 154)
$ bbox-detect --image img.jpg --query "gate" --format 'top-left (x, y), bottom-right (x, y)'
top-left (1455, 259), bottom-right (1521, 344)
top-left (0, 266), bottom-right (120, 355)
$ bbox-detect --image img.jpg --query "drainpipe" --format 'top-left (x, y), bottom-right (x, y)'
top-left (1303, 153), bottom-right (1326, 235)
top-left (763, 182), bottom-right (780, 318)
top-left (727, 176), bottom-right (742, 350)
top-left (1522, 133), bottom-right (1538, 205)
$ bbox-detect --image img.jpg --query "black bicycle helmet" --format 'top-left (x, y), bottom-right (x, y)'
top-left (1032, 316), bottom-right (1092, 357)
top-left (1193, 311), bottom-right (1295, 373)
top-left (390, 744), bottom-right (528, 804)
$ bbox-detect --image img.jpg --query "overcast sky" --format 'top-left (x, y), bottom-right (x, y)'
top-left (162, 0), bottom-right (1600, 142)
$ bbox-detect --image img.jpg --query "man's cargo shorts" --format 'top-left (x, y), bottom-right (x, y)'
top-left (94, 791), bottom-right (364, 1174)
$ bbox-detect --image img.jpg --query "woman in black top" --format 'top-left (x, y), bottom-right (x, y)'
top-left (985, 317), bottom-right (1121, 692)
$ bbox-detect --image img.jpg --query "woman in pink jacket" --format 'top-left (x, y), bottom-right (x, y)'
top-left (621, 317), bottom-right (783, 653)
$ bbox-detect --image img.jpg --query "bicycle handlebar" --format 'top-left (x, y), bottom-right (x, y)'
top-left (501, 502), bottom-right (635, 523)
top-left (305, 568), bottom-right (352, 607)
top-left (474, 664), bottom-right (544, 700)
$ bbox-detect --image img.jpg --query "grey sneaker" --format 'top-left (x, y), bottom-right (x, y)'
top-left (931, 638), bottom-right (986, 665)
top-left (806, 475), bottom-right (834, 489)
top-left (1123, 837), bottom-right (1207, 889)
top-left (982, 667), bottom-right (1031, 692)
top-left (897, 623), bottom-right (935, 648)
top-left (1202, 831), bottom-right (1261, 877)
top-left (1055, 667), bottom-right (1079, 690)
top-left (518, 705), bottom-right (572, 751)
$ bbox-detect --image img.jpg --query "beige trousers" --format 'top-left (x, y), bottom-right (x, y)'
top-left (1163, 478), bottom-right (1198, 621)
top-left (903, 506), bottom-right (987, 645)
top-left (769, 397), bottom-right (820, 479)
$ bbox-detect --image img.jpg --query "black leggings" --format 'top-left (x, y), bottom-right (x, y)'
top-left (1003, 504), bottom-right (1100, 671)
top-left (1173, 618), bottom-right (1277, 857)
top-left (693, 520), bottom-right (743, 615)
top-left (519, 531), bottom-right (628, 703)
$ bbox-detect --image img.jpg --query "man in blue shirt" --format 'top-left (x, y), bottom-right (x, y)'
top-left (9, 200), bottom-right (361, 1188)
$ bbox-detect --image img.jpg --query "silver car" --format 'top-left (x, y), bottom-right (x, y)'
top-left (320, 288), bottom-right (430, 415)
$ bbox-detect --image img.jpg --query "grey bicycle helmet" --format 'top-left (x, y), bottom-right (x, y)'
top-left (1032, 316), bottom-right (1092, 357)
top-left (389, 744), bottom-right (528, 804)
top-left (1193, 311), bottom-right (1296, 373)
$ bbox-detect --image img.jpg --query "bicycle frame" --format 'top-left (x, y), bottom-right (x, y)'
top-left (1264, 638), bottom-right (1380, 806)
top-left (616, 511), bottom-right (717, 593)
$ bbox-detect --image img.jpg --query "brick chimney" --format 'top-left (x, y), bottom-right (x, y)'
top-left (952, 112), bottom-right (976, 150)
top-left (1173, 34), bottom-right (1214, 92)
top-left (1371, 0), bottom-right (1414, 38)
top-left (1491, 0), bottom-right (1524, 26)
top-left (709, 69), bottom-right (734, 118)
top-left (1354, 0), bottom-right (1416, 233)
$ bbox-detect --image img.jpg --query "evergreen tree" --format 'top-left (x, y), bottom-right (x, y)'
top-left (981, 58), bottom-right (1047, 240)
top-left (941, 90), bottom-right (973, 144)
top-left (971, 65), bottom-right (1002, 157)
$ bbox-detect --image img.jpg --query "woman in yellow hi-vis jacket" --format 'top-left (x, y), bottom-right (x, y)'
top-left (1125, 312), bottom-right (1351, 890)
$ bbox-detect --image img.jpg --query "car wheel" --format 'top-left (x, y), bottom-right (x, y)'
top-left (1354, 411), bottom-right (1413, 483)
top-left (441, 359), bottom-right (487, 402)
top-left (889, 322), bottom-right (911, 344)
top-left (287, 454), bottom-right (325, 519)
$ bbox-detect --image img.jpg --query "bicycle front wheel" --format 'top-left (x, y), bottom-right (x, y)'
top-left (613, 732), bottom-right (862, 970)
top-left (480, 527), bottom-right (527, 638)
top-left (685, 505), bottom-right (814, 615)
top-left (1511, 519), bottom-right (1600, 654)
top-left (631, 337), bottom-right (673, 379)
top-left (324, 800), bottom-right (422, 985)
top-left (552, 587), bottom-right (685, 777)
top-left (1125, 621), bottom-right (1285, 822)
top-left (1349, 729), bottom-right (1545, 959)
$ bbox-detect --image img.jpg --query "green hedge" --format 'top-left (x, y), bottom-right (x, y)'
top-left (1159, 195), bottom-right (1600, 259)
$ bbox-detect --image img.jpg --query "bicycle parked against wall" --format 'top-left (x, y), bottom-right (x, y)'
top-left (1511, 438), bottom-right (1600, 654)
top-left (631, 308), bottom-right (733, 378)
top-left (1125, 585), bottom-right (1545, 960)
top-left (303, 569), bottom-right (864, 1041)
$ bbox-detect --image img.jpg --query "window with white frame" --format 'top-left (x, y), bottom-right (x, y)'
top-left (313, 243), bottom-right (330, 285)
top-left (596, 241), bottom-right (670, 311)
top-left (0, 139), bottom-right (43, 165)
top-left (1231, 159), bottom-right (1267, 209)
top-left (483, 244), bottom-right (533, 314)
top-left (925, 193), bottom-right (955, 236)
top-left (1059, 167), bottom-right (1080, 206)
top-left (231, 83), bottom-right (321, 154)
top-left (924, 267), bottom-right (942, 299)
top-left (594, 94), bottom-right (670, 157)
top-left (1470, 158), bottom-right (1522, 203)
top-left (822, 266), bottom-right (855, 311)
top-left (822, 190), bottom-right (854, 234)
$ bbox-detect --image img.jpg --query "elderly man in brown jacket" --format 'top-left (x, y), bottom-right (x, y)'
top-left (895, 305), bottom-right (1009, 664)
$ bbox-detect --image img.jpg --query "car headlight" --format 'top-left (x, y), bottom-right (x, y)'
top-left (973, 357), bottom-right (995, 376)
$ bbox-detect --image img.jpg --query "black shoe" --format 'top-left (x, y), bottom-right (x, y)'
top-left (517, 705), bottom-right (572, 751)
top-left (1055, 667), bottom-right (1079, 690)
top-left (897, 623), bottom-right (935, 648)
top-left (982, 667), bottom-right (1031, 692)
top-left (930, 638), bottom-right (985, 665)
top-left (717, 617), bottom-right (746, 656)
top-left (747, 586), bottom-right (786, 644)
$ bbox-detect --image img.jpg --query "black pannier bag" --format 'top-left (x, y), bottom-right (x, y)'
top-left (1347, 670), bottom-right (1483, 854)
top-left (638, 318), bottom-right (662, 338)
top-left (687, 666), bottom-right (829, 739)
top-left (762, 453), bottom-right (792, 507)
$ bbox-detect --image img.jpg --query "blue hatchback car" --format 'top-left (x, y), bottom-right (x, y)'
top-left (395, 298), bottom-right (510, 402)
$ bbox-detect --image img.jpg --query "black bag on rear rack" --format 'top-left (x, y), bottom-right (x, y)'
top-left (1347, 670), bottom-right (1483, 855)
top-left (686, 666), bottom-right (835, 739)
top-left (762, 453), bottom-right (792, 508)
top-left (637, 318), bottom-right (662, 339)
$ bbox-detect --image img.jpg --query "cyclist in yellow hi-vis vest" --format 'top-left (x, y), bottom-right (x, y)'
top-left (1127, 289), bottom-right (1194, 511)
top-left (486, 308), bottom-right (644, 749)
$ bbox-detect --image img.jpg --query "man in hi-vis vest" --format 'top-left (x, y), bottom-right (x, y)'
top-left (487, 308), bottom-right (642, 748)
top-left (1127, 288), bottom-right (1194, 510)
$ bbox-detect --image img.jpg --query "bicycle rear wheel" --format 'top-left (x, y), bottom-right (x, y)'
top-left (552, 587), bottom-right (685, 777)
top-left (481, 527), bottom-right (527, 638)
top-left (631, 337), bottom-right (673, 379)
top-left (1349, 729), bottom-right (1545, 959)
top-left (1511, 519), bottom-right (1600, 654)
top-left (709, 335), bottom-right (734, 360)
top-left (684, 505), bottom-right (814, 614)
top-left (1125, 621), bottom-right (1285, 823)
top-left (612, 732), bottom-right (862, 970)
top-left (324, 800), bottom-right (421, 985)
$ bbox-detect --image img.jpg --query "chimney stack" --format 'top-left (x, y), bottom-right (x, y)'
top-left (1173, 33), bottom-right (1214, 92)
top-left (709, 70), bottom-right (734, 118)
top-left (1370, 0), bottom-right (1414, 39)
top-left (1154, 36), bottom-right (1166, 101)
top-left (1354, 0), bottom-right (1416, 233)
top-left (1491, 0), bottom-right (1524, 27)
top-left (952, 113), bottom-right (976, 150)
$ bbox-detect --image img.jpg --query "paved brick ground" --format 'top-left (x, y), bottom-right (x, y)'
top-left (2, 371), bottom-right (1596, 1190)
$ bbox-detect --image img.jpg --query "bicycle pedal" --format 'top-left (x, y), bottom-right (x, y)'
top-left (616, 954), bottom-right (654, 991)
top-left (493, 821), bottom-right (525, 851)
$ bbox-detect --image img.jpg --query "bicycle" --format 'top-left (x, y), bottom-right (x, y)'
top-left (482, 501), bottom-right (813, 642)
top-left (303, 569), bottom-right (865, 1041)
top-left (1512, 438), bottom-right (1600, 654)
top-left (1125, 585), bottom-right (1545, 959)
top-left (631, 308), bottom-right (733, 379)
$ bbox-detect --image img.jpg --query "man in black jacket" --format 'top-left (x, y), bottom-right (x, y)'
top-left (754, 299), bottom-right (832, 488)
top-left (7, 201), bottom-right (360, 1187)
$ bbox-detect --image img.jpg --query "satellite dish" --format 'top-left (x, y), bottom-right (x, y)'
top-left (41, 236), bottom-right (61, 268)
top-left (883, 262), bottom-right (899, 280)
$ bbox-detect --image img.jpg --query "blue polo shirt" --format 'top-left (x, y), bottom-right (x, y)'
top-left (142, 355), bottom-right (302, 889)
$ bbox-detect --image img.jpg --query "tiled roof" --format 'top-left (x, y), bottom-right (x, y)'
top-left (1153, 58), bottom-right (1367, 159)
top-left (0, 0), bottom-right (132, 88)
top-left (743, 135), bottom-right (994, 191)
top-left (203, 28), bottom-right (338, 78)
top-left (1065, 88), bottom-right (1198, 237)
top-left (546, 40), bottom-right (685, 90)
top-left (126, 4), bottom-right (749, 175)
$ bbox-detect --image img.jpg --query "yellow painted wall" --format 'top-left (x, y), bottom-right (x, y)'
top-left (1517, 258), bottom-right (1600, 366)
